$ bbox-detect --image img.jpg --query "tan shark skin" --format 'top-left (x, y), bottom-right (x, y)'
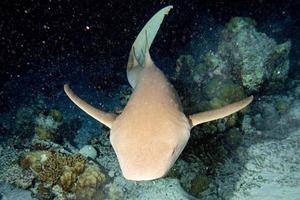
top-left (110, 58), bottom-right (191, 180)
top-left (64, 6), bottom-right (253, 181)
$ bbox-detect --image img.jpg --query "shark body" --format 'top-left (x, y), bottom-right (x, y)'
top-left (64, 6), bottom-right (253, 181)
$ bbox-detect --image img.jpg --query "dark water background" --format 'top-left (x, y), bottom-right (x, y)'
top-left (1, 0), bottom-right (299, 101)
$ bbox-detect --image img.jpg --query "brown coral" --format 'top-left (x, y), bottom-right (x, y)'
top-left (34, 126), bottom-right (55, 141)
top-left (59, 166), bottom-right (77, 191)
top-left (75, 165), bottom-right (106, 200)
top-left (38, 151), bottom-right (86, 185)
top-left (49, 109), bottom-right (63, 123)
top-left (19, 150), bottom-right (108, 198)
top-left (19, 151), bottom-right (50, 172)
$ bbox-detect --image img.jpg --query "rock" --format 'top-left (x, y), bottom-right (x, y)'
top-left (79, 145), bottom-right (97, 159)
top-left (217, 17), bottom-right (291, 93)
top-left (0, 182), bottom-right (34, 200)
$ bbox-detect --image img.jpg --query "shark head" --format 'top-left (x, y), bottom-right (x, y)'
top-left (109, 74), bottom-right (191, 180)
top-left (110, 123), bottom-right (190, 181)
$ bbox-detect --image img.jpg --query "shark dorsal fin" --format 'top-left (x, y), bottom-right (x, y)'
top-left (64, 84), bottom-right (117, 129)
top-left (188, 96), bottom-right (253, 127)
top-left (144, 30), bottom-right (154, 67)
top-left (127, 6), bottom-right (173, 88)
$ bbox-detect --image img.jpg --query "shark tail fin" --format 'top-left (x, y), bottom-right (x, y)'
top-left (127, 5), bottom-right (173, 88)
top-left (64, 84), bottom-right (117, 129)
top-left (188, 96), bottom-right (253, 128)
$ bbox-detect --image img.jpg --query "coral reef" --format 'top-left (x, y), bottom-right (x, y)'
top-left (178, 17), bottom-right (291, 96)
top-left (0, 146), bottom-right (35, 189)
top-left (171, 19), bottom-right (292, 196)
top-left (218, 17), bottom-right (291, 93)
top-left (34, 109), bottom-right (64, 142)
top-left (203, 75), bottom-right (245, 109)
top-left (19, 151), bottom-right (51, 171)
top-left (75, 165), bottom-right (106, 200)
top-left (19, 151), bottom-right (84, 192)
top-left (225, 128), bottom-right (243, 149)
top-left (18, 149), bottom-right (108, 199)
top-left (49, 109), bottom-right (63, 123)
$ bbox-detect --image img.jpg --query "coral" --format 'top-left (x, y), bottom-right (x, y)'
top-left (59, 166), bottom-right (77, 191)
top-left (275, 98), bottom-right (289, 114)
top-left (174, 55), bottom-right (208, 114)
top-left (49, 109), bottom-right (63, 123)
top-left (218, 17), bottom-right (291, 92)
top-left (225, 17), bottom-right (256, 34)
top-left (0, 147), bottom-right (35, 189)
top-left (75, 165), bottom-right (106, 200)
top-left (203, 51), bottom-right (226, 73)
top-left (224, 114), bottom-right (238, 128)
top-left (19, 150), bottom-right (86, 191)
top-left (266, 41), bottom-right (291, 83)
top-left (18, 149), bottom-right (109, 198)
top-left (186, 17), bottom-right (290, 95)
top-left (34, 126), bottom-right (54, 141)
top-left (175, 55), bottom-right (196, 80)
top-left (190, 175), bottom-right (210, 195)
top-left (225, 128), bottom-right (243, 148)
top-left (201, 75), bottom-right (247, 134)
top-left (35, 114), bottom-right (60, 130)
top-left (38, 152), bottom-right (86, 185)
top-left (203, 76), bottom-right (245, 110)
top-left (19, 151), bottom-right (50, 172)
top-left (35, 183), bottom-right (53, 199)
top-left (33, 109), bottom-right (64, 142)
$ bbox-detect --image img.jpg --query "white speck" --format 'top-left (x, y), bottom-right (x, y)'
top-left (108, 170), bottom-right (115, 177)
top-left (40, 154), bottom-right (48, 163)
top-left (43, 25), bottom-right (50, 29)
top-left (85, 26), bottom-right (90, 30)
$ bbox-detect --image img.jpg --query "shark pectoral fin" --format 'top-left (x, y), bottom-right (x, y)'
top-left (188, 96), bottom-right (253, 128)
top-left (64, 84), bottom-right (117, 129)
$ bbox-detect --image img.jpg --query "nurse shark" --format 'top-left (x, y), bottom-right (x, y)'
top-left (64, 6), bottom-right (253, 181)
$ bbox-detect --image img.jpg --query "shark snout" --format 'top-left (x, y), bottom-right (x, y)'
top-left (120, 159), bottom-right (171, 181)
